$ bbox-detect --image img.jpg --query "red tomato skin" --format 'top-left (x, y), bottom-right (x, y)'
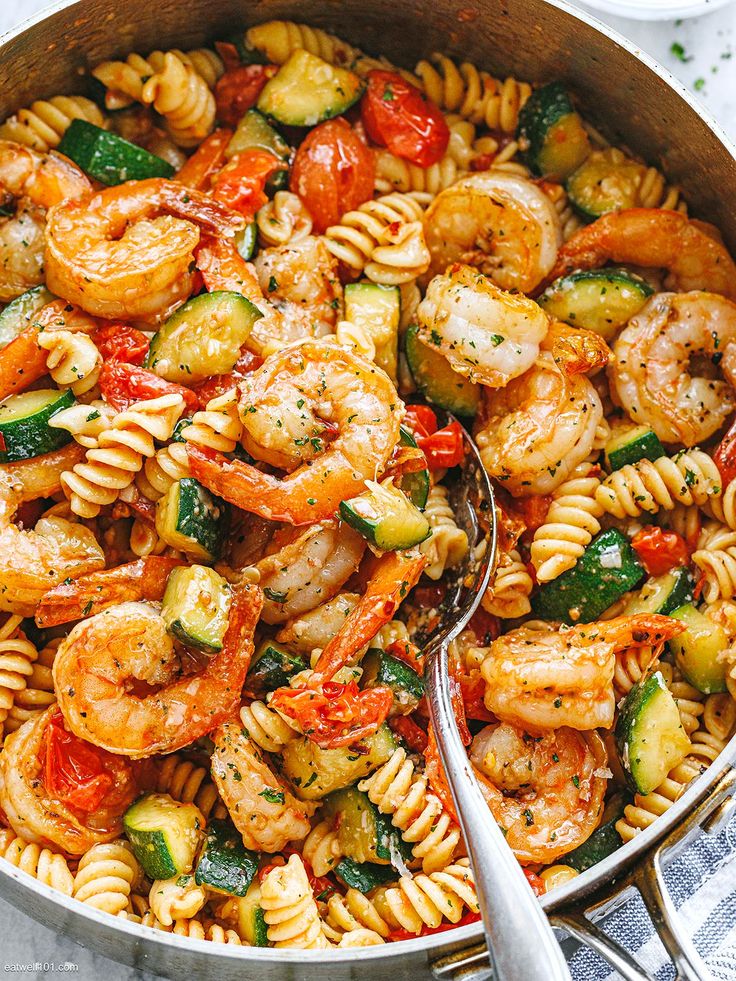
top-left (99, 363), bottom-right (198, 413)
top-left (630, 526), bottom-right (691, 577)
top-left (713, 415), bottom-right (736, 486)
top-left (361, 70), bottom-right (449, 167)
top-left (290, 118), bottom-right (375, 233)
top-left (93, 324), bottom-right (149, 366)
top-left (404, 404), bottom-right (438, 438)
top-left (211, 149), bottom-right (284, 218)
top-left (215, 65), bottom-right (277, 128)
top-left (417, 422), bottom-right (465, 469)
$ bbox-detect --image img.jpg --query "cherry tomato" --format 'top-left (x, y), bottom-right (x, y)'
top-left (456, 669), bottom-right (494, 723)
top-left (192, 349), bottom-right (263, 408)
top-left (43, 708), bottom-right (115, 812)
top-left (630, 526), bottom-right (691, 577)
top-left (417, 421), bottom-right (465, 469)
top-left (93, 323), bottom-right (149, 366)
top-left (361, 70), bottom-right (449, 167)
top-left (412, 582), bottom-right (448, 609)
top-left (215, 64), bottom-right (278, 128)
top-left (403, 404), bottom-right (438, 439)
top-left (713, 414), bottom-right (736, 485)
top-left (175, 128), bottom-right (233, 190)
top-left (15, 499), bottom-right (45, 529)
top-left (212, 149), bottom-right (284, 218)
top-left (269, 679), bottom-right (393, 748)
top-left (386, 638), bottom-right (424, 673)
top-left (388, 714), bottom-right (428, 754)
top-left (468, 606), bottom-right (500, 645)
top-left (523, 868), bottom-right (545, 898)
top-left (290, 117), bottom-right (375, 233)
top-left (515, 495), bottom-right (553, 535)
top-left (423, 726), bottom-right (458, 822)
top-left (388, 909), bottom-right (482, 942)
top-left (99, 363), bottom-right (198, 413)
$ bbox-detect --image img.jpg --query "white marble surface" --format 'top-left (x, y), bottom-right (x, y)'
top-left (0, 0), bottom-right (735, 978)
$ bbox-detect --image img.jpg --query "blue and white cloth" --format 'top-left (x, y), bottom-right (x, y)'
top-left (567, 813), bottom-right (736, 979)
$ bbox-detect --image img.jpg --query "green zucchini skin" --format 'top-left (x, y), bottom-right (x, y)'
top-left (156, 479), bottom-right (228, 563)
top-left (227, 109), bottom-right (291, 161)
top-left (669, 603), bottom-right (728, 694)
top-left (0, 388), bottom-right (75, 463)
top-left (531, 528), bottom-right (645, 623)
top-left (339, 479), bottom-right (431, 551)
top-left (247, 640), bottom-right (306, 694)
top-left (362, 647), bottom-right (425, 715)
top-left (335, 857), bottom-right (397, 892)
top-left (604, 425), bottom-right (665, 471)
top-left (404, 323), bottom-right (480, 417)
top-left (321, 786), bottom-right (412, 866)
top-left (257, 50), bottom-right (363, 126)
top-left (58, 119), bottom-right (174, 184)
top-left (161, 565), bottom-right (232, 653)
top-left (398, 425), bottom-right (430, 510)
top-left (344, 282), bottom-right (400, 383)
top-left (624, 568), bottom-right (694, 617)
top-left (194, 819), bottom-right (259, 896)
top-left (123, 792), bottom-right (204, 880)
top-left (563, 794), bottom-right (626, 872)
top-left (516, 82), bottom-right (591, 180)
top-left (538, 269), bottom-right (654, 342)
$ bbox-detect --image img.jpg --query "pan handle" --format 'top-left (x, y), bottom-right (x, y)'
top-left (430, 764), bottom-right (736, 981)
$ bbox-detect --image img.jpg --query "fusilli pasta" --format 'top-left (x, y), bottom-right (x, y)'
top-left (372, 859), bottom-right (477, 933)
top-left (0, 630), bottom-right (37, 738)
top-left (303, 820), bottom-right (343, 877)
top-left (0, 828), bottom-right (74, 895)
top-left (73, 841), bottom-right (141, 915)
top-left (4, 637), bottom-right (59, 735)
top-left (37, 330), bottom-right (101, 396)
top-left (260, 854), bottom-right (331, 949)
top-left (531, 463), bottom-right (603, 582)
top-left (239, 699), bottom-right (300, 754)
top-left (151, 753), bottom-right (227, 820)
top-left (693, 521), bottom-right (736, 602)
top-left (481, 548), bottom-right (533, 619)
top-left (0, 95), bottom-right (106, 152)
top-left (245, 21), bottom-right (359, 67)
top-left (419, 484), bottom-right (469, 580)
top-left (257, 191), bottom-right (313, 247)
top-left (149, 875), bottom-right (207, 927)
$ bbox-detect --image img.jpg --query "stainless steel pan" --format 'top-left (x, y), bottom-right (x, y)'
top-left (1, 1), bottom-right (736, 977)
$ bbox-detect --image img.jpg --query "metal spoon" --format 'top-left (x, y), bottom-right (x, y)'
top-left (418, 413), bottom-right (572, 981)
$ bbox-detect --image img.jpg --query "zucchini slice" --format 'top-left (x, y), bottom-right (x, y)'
top-left (405, 323), bottom-right (481, 417)
top-left (57, 119), bottom-right (174, 185)
top-left (155, 478), bottom-right (228, 563)
top-left (247, 640), bottom-right (307, 694)
top-left (604, 424), bottom-right (665, 471)
top-left (0, 389), bottom-right (75, 463)
top-left (344, 282), bottom-right (400, 383)
top-left (362, 647), bottom-right (425, 715)
top-left (123, 792), bottom-right (205, 880)
top-left (563, 793), bottom-right (626, 872)
top-left (398, 425), bottom-right (430, 511)
top-left (257, 49), bottom-right (363, 126)
top-left (280, 724), bottom-right (397, 801)
top-left (0, 285), bottom-right (55, 349)
top-left (516, 81), bottom-right (591, 180)
top-left (226, 108), bottom-right (291, 161)
top-left (161, 565), bottom-right (232, 653)
top-left (668, 603), bottom-right (728, 694)
top-left (623, 568), bottom-right (694, 617)
top-left (335, 857), bottom-right (397, 892)
top-left (322, 786), bottom-right (412, 866)
top-left (615, 671), bottom-right (691, 795)
top-left (531, 528), bottom-right (645, 624)
top-left (233, 881), bottom-right (269, 946)
top-left (236, 221), bottom-right (258, 261)
top-left (566, 148), bottom-right (649, 219)
top-left (146, 291), bottom-right (262, 385)
top-left (339, 478), bottom-right (431, 551)
top-left (194, 819), bottom-right (259, 897)
top-left (537, 269), bottom-right (654, 342)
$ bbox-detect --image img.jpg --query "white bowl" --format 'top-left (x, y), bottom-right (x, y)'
top-left (576, 0), bottom-right (734, 19)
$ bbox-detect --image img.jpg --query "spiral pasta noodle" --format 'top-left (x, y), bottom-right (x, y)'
top-left (374, 150), bottom-right (464, 196)
top-left (129, 518), bottom-right (167, 558)
top-left (151, 753), bottom-right (227, 820)
top-left (303, 820), bottom-right (343, 877)
top-left (0, 631), bottom-right (37, 738)
top-left (257, 191), bottom-right (313, 247)
top-left (324, 193), bottom-right (430, 284)
top-left (531, 463), bottom-right (603, 582)
top-left (60, 393), bottom-right (186, 517)
top-left (260, 854), bottom-right (331, 949)
top-left (141, 52), bottom-right (216, 146)
top-left (49, 401), bottom-right (117, 449)
top-left (358, 747), bottom-right (462, 873)
top-left (323, 889), bottom-right (392, 940)
top-left (245, 20), bottom-right (359, 67)
top-left (149, 875), bottom-right (207, 927)
top-left (613, 646), bottom-right (658, 700)
top-left (615, 758), bottom-right (702, 842)
top-left (4, 637), bottom-right (59, 735)
top-left (693, 521), bottom-right (736, 603)
top-left (419, 485), bottom-right (469, 581)
top-left (92, 47), bottom-right (222, 104)
top-left (72, 841), bottom-right (141, 915)
top-left (543, 181), bottom-right (583, 242)
top-left (37, 330), bottom-right (102, 396)
top-left (0, 95), bottom-right (106, 152)
top-left (0, 828), bottom-right (74, 895)
top-left (481, 548), bottom-right (533, 619)
top-left (239, 699), bottom-right (300, 754)
top-left (595, 449), bottom-right (723, 519)
top-left (414, 53), bottom-right (531, 133)
top-left (172, 919), bottom-right (242, 943)
top-left (372, 859), bottom-right (477, 934)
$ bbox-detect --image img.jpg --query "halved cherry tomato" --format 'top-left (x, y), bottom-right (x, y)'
top-left (175, 128), bottom-right (233, 190)
top-left (361, 70), bottom-right (449, 168)
top-left (211, 149), bottom-right (284, 218)
top-left (99, 363), bottom-right (198, 413)
top-left (417, 421), bottom-right (465, 469)
top-left (388, 714), bottom-right (428, 754)
top-left (269, 679), bottom-right (393, 748)
top-left (412, 582), bottom-right (447, 609)
top-left (630, 526), bottom-right (691, 577)
top-left (524, 868), bottom-right (545, 897)
top-left (43, 708), bottom-right (115, 812)
top-left (713, 414), bottom-right (736, 486)
top-left (468, 606), bottom-right (500, 645)
top-left (290, 117), bottom-right (375, 233)
top-left (386, 638), bottom-right (425, 673)
top-left (215, 64), bottom-right (278, 128)
top-left (15, 499), bottom-right (45, 529)
top-left (404, 404), bottom-right (438, 439)
top-left (388, 909), bottom-right (482, 942)
top-left (93, 323), bottom-right (149, 366)
top-left (423, 726), bottom-right (458, 822)
top-left (515, 495), bottom-right (553, 535)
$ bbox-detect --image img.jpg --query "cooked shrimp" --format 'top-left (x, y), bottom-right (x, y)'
top-left (610, 291), bottom-right (736, 446)
top-left (44, 179), bottom-right (245, 322)
top-left (34, 556), bottom-right (185, 627)
top-left (211, 720), bottom-right (312, 852)
top-left (470, 722), bottom-right (608, 864)
top-left (0, 471), bottom-right (104, 616)
top-left (422, 172), bottom-right (562, 292)
top-left (474, 352), bottom-right (603, 496)
top-left (0, 707), bottom-right (137, 856)
top-left (188, 339), bottom-right (403, 524)
top-left (52, 583), bottom-right (263, 758)
top-left (480, 614), bottom-right (685, 731)
top-left (416, 263), bottom-right (550, 387)
top-left (275, 592), bottom-right (360, 655)
top-left (254, 236), bottom-right (342, 342)
top-left (548, 209), bottom-right (736, 299)
top-left (0, 141), bottom-right (90, 301)
top-left (257, 520), bottom-right (365, 624)
top-left (543, 320), bottom-right (611, 376)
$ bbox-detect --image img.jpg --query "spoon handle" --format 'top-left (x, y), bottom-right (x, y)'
top-left (426, 639), bottom-right (572, 981)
